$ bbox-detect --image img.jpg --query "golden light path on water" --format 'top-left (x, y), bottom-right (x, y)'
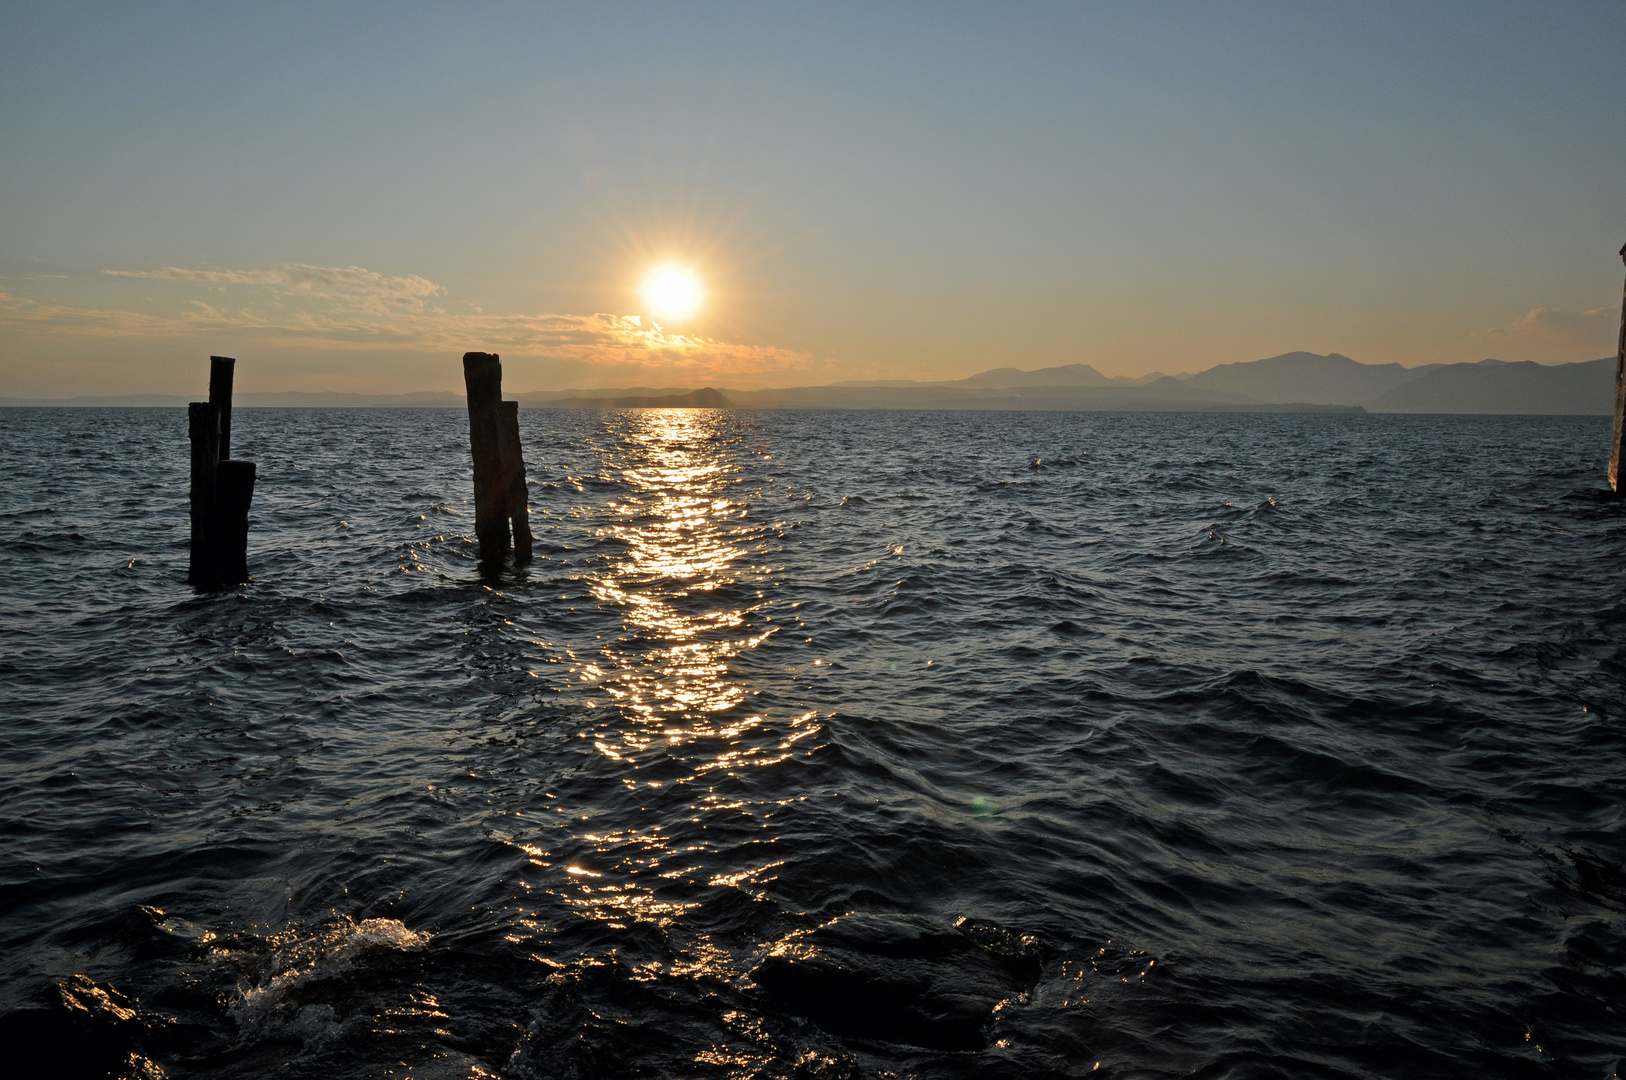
top-left (588, 409), bottom-right (767, 737)
top-left (537, 408), bottom-right (811, 952)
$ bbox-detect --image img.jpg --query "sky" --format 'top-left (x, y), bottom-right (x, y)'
top-left (2, 2), bottom-right (1624, 396)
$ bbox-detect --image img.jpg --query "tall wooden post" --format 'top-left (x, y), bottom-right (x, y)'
top-left (462, 352), bottom-right (533, 566)
top-left (499, 400), bottom-right (533, 563)
top-left (463, 352), bottom-right (511, 563)
top-left (214, 460), bottom-right (256, 584)
top-left (1611, 242), bottom-right (1626, 494)
top-left (210, 356), bottom-right (235, 461)
top-left (188, 356), bottom-right (255, 586)
top-left (188, 402), bottom-right (221, 585)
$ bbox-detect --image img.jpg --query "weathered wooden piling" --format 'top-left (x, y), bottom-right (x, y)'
top-left (462, 351), bottom-right (532, 565)
top-left (188, 402), bottom-right (222, 584)
top-left (214, 459), bottom-right (257, 584)
top-left (1611, 242), bottom-right (1626, 494)
top-left (500, 400), bottom-right (533, 562)
top-left (463, 352), bottom-right (510, 562)
top-left (210, 355), bottom-right (235, 461)
top-left (187, 356), bottom-right (256, 586)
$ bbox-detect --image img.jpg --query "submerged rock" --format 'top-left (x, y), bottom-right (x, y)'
top-left (750, 913), bottom-right (1040, 1051)
top-left (0, 974), bottom-right (164, 1079)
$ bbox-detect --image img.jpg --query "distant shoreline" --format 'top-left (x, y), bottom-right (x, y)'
top-left (2, 352), bottom-right (1612, 414)
top-left (0, 400), bottom-right (1371, 413)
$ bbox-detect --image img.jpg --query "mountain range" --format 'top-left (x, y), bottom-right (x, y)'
top-left (2, 353), bottom-right (1615, 414)
top-left (534, 353), bottom-right (1616, 413)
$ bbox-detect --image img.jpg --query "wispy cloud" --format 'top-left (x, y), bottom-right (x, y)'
top-left (105, 263), bottom-right (444, 314)
top-left (1477, 303), bottom-right (1617, 362)
top-left (1492, 305), bottom-right (1617, 336)
top-left (0, 264), bottom-right (823, 385)
top-left (0, 287), bottom-right (221, 338)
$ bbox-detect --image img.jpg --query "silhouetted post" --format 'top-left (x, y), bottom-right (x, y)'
top-left (188, 356), bottom-right (256, 586)
top-left (214, 460), bottom-right (256, 584)
top-left (188, 402), bottom-right (221, 584)
top-left (1611, 242), bottom-right (1626, 494)
top-left (499, 400), bottom-right (533, 563)
top-left (210, 355), bottom-right (236, 461)
top-left (463, 351), bottom-right (512, 563)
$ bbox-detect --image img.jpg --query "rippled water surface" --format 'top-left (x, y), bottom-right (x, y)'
top-left (2, 407), bottom-right (1624, 1079)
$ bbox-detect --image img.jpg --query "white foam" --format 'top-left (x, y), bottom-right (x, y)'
top-left (228, 916), bottom-right (431, 1041)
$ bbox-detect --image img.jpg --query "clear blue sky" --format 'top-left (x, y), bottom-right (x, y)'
top-left (2, 2), bottom-right (1623, 394)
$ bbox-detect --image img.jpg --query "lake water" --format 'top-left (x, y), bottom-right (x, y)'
top-left (2, 407), bottom-right (1623, 1079)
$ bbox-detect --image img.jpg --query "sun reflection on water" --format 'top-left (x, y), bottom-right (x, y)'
top-left (585, 409), bottom-right (769, 744)
top-left (531, 408), bottom-right (811, 945)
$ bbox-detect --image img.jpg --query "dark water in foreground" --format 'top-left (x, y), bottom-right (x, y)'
top-left (2, 407), bottom-right (1624, 1079)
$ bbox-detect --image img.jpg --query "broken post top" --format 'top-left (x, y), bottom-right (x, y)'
top-left (209, 355), bottom-right (236, 461)
top-left (463, 351), bottom-right (502, 409)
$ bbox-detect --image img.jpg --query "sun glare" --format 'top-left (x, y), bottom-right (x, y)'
top-left (641, 264), bottom-right (704, 322)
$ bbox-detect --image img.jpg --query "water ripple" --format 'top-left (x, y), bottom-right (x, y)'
top-left (0, 407), bottom-right (1623, 1077)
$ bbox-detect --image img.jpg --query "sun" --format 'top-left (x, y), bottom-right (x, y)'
top-left (640, 264), bottom-right (704, 323)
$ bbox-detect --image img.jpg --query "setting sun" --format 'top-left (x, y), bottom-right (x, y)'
top-left (640, 264), bottom-right (704, 322)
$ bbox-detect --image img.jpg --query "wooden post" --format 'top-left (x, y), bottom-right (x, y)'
top-left (210, 356), bottom-right (236, 461)
top-left (214, 460), bottom-right (256, 584)
top-left (1611, 242), bottom-right (1626, 494)
top-left (188, 356), bottom-right (255, 586)
top-left (463, 352), bottom-right (511, 563)
top-left (188, 402), bottom-right (221, 585)
top-left (499, 400), bottom-right (533, 563)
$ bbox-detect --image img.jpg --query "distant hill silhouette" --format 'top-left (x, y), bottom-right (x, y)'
top-left (1183, 351), bottom-right (1439, 406)
top-left (2, 353), bottom-right (1613, 413)
top-left (721, 379), bottom-right (1346, 412)
top-left (954, 363), bottom-right (1115, 388)
top-left (1362, 358), bottom-right (1612, 414)
top-left (536, 387), bottom-right (734, 409)
top-left (721, 353), bottom-right (1611, 413)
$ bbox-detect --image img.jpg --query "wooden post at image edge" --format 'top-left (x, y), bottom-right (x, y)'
top-left (188, 356), bottom-right (256, 586)
top-left (1611, 242), bottom-right (1626, 494)
top-left (463, 351), bottom-right (532, 565)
